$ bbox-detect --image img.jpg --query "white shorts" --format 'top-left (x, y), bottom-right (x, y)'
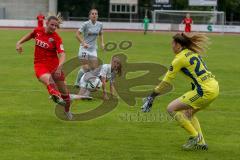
top-left (78, 46), bottom-right (97, 60)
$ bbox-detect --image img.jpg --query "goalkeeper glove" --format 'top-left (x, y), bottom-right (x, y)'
top-left (141, 92), bottom-right (159, 112)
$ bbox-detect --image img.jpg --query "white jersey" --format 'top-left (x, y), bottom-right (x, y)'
top-left (98, 64), bottom-right (115, 82)
top-left (79, 20), bottom-right (103, 52)
top-left (79, 64), bottom-right (115, 89)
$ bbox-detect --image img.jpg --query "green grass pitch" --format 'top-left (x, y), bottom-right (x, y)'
top-left (0, 29), bottom-right (240, 159)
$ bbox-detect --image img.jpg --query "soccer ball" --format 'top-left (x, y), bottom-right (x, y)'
top-left (85, 76), bottom-right (102, 91)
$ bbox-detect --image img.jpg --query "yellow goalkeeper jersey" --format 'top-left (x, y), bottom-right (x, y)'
top-left (155, 49), bottom-right (217, 97)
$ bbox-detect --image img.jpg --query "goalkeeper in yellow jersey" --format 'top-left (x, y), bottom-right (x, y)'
top-left (142, 32), bottom-right (219, 150)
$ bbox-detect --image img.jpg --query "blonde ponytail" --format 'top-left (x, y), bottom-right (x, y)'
top-left (173, 32), bottom-right (210, 54)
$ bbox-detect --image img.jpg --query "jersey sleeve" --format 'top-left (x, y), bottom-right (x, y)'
top-left (55, 34), bottom-right (64, 54)
top-left (78, 22), bottom-right (87, 33)
top-left (163, 58), bottom-right (183, 83)
top-left (154, 57), bottom-right (185, 93)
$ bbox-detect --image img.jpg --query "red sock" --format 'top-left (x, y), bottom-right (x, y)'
top-left (61, 94), bottom-right (71, 112)
top-left (47, 83), bottom-right (60, 96)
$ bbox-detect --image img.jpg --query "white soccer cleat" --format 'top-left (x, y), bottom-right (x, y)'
top-left (64, 111), bottom-right (73, 120)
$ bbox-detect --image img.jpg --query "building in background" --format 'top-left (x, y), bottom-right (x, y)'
top-left (109, 0), bottom-right (138, 22)
top-left (0, 0), bottom-right (239, 24)
top-left (0, 0), bottom-right (58, 19)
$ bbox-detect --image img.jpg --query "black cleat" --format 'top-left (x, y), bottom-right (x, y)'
top-left (50, 94), bottom-right (66, 107)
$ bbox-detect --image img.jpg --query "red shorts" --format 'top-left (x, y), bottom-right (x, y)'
top-left (185, 27), bottom-right (191, 32)
top-left (34, 63), bottom-right (65, 81)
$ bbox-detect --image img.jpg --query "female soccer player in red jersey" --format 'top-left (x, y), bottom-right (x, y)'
top-left (16, 14), bottom-right (72, 120)
top-left (36, 12), bottom-right (45, 28)
top-left (182, 13), bottom-right (193, 32)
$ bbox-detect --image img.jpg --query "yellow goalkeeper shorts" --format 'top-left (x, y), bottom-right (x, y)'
top-left (179, 79), bottom-right (219, 109)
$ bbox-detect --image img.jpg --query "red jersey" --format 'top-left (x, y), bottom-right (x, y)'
top-left (37, 14), bottom-right (45, 27)
top-left (30, 27), bottom-right (64, 64)
top-left (182, 18), bottom-right (192, 32)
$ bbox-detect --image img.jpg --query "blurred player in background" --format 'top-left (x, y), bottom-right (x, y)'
top-left (143, 15), bottom-right (150, 35)
top-left (36, 12), bottom-right (45, 27)
top-left (74, 9), bottom-right (105, 87)
top-left (142, 32), bottom-right (219, 150)
top-left (182, 13), bottom-right (193, 32)
top-left (71, 56), bottom-right (122, 100)
top-left (16, 14), bottom-right (72, 120)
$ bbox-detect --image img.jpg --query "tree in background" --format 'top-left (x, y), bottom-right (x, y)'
top-left (58, 0), bottom-right (240, 23)
top-left (218, 0), bottom-right (240, 23)
top-left (58, 0), bottom-right (109, 19)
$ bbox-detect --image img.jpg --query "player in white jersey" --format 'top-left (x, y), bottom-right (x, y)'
top-left (70, 56), bottom-right (122, 100)
top-left (74, 9), bottom-right (105, 87)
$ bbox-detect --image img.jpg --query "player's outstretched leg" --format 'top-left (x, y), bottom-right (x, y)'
top-left (38, 73), bottom-right (66, 106)
top-left (61, 93), bottom-right (72, 120)
top-left (55, 79), bottom-right (73, 120)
